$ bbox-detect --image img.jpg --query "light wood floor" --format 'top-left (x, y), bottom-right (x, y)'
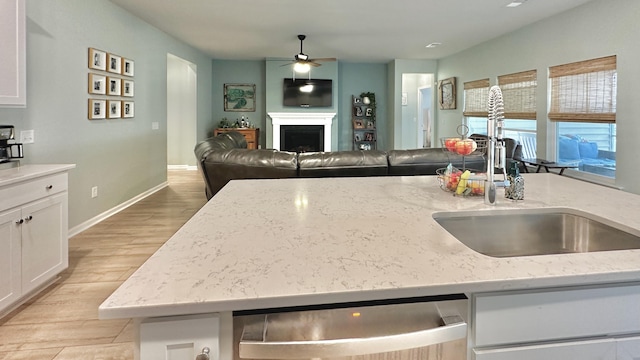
top-left (0, 170), bottom-right (207, 360)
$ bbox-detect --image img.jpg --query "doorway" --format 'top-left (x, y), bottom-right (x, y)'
top-left (401, 73), bottom-right (434, 149)
top-left (167, 54), bottom-right (197, 169)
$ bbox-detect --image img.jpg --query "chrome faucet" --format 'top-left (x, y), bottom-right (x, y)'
top-left (485, 86), bottom-right (509, 205)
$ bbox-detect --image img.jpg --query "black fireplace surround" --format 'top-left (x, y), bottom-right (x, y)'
top-left (280, 125), bottom-right (324, 153)
top-left (194, 131), bottom-right (522, 199)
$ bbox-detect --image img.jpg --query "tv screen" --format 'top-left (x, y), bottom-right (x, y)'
top-left (283, 78), bottom-right (332, 108)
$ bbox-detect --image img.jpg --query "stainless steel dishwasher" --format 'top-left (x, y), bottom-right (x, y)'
top-left (233, 295), bottom-right (468, 360)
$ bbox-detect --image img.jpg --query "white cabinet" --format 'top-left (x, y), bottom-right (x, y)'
top-left (0, 208), bottom-right (22, 310)
top-left (0, 0), bottom-right (26, 106)
top-left (0, 166), bottom-right (71, 316)
top-left (140, 313), bottom-right (234, 360)
top-left (471, 283), bottom-right (640, 360)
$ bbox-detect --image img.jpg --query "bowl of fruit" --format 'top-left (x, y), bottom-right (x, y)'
top-left (441, 137), bottom-right (482, 156)
top-left (436, 165), bottom-right (485, 196)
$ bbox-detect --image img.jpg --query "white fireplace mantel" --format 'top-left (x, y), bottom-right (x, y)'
top-left (268, 112), bottom-right (336, 151)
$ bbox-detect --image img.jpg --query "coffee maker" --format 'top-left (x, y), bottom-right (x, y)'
top-left (0, 125), bottom-right (23, 163)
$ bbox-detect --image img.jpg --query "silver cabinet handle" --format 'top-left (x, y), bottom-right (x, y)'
top-left (46, 185), bottom-right (53, 190)
top-left (239, 304), bottom-right (467, 359)
top-left (24, 215), bottom-right (33, 222)
top-left (16, 219), bottom-right (23, 224)
top-left (195, 347), bottom-right (210, 360)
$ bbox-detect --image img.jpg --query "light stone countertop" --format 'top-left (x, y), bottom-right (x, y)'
top-left (0, 163), bottom-right (76, 186)
top-left (99, 173), bottom-right (640, 320)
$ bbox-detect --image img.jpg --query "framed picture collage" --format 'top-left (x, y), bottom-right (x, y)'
top-left (87, 47), bottom-right (135, 120)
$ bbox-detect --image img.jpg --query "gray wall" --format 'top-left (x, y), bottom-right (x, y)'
top-left (0, 0), bottom-right (213, 230)
top-left (210, 60), bottom-right (265, 145)
top-left (338, 62), bottom-right (387, 151)
top-left (436, 0), bottom-right (640, 194)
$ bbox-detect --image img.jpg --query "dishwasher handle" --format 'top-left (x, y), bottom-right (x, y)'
top-left (239, 315), bottom-right (467, 359)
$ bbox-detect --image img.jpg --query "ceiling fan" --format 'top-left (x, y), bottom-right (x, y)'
top-left (282, 35), bottom-right (336, 73)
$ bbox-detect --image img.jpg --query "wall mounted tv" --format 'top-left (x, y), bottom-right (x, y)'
top-left (283, 78), bottom-right (333, 108)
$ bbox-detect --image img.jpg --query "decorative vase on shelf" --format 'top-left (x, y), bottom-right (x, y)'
top-left (362, 96), bottom-right (371, 105)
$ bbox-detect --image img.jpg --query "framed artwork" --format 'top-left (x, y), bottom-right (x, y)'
top-left (366, 108), bottom-right (373, 117)
top-left (122, 80), bottom-right (134, 97)
top-left (438, 77), bottom-right (456, 110)
top-left (367, 120), bottom-right (375, 129)
top-left (88, 99), bottom-right (106, 119)
top-left (88, 48), bottom-right (107, 71)
top-left (107, 53), bottom-right (122, 74)
top-left (122, 58), bottom-right (134, 76)
top-left (353, 120), bottom-right (364, 129)
top-left (88, 73), bottom-right (106, 95)
top-left (107, 100), bottom-right (121, 119)
top-left (107, 77), bottom-right (121, 96)
top-left (224, 83), bottom-right (255, 111)
top-left (122, 101), bottom-right (134, 118)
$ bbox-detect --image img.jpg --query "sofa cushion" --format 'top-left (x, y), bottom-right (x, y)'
top-left (387, 148), bottom-right (486, 175)
top-left (578, 141), bottom-right (599, 159)
top-left (298, 150), bottom-right (388, 177)
top-left (559, 136), bottom-right (581, 161)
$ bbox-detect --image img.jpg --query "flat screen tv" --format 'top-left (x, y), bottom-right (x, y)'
top-left (283, 78), bottom-right (332, 108)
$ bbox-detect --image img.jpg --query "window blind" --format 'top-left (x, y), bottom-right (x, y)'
top-left (463, 78), bottom-right (490, 117)
top-left (549, 55), bottom-right (617, 123)
top-left (497, 70), bottom-right (537, 120)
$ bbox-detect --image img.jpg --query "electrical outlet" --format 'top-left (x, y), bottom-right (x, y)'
top-left (152, 122), bottom-right (159, 130)
top-left (20, 130), bottom-right (35, 144)
top-left (91, 186), bottom-right (98, 198)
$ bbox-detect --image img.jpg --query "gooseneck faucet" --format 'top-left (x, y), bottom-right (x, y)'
top-left (485, 86), bottom-right (509, 205)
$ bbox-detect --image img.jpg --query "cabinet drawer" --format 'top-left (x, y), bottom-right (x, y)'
top-left (0, 172), bottom-right (67, 210)
top-left (473, 283), bottom-right (640, 347)
top-left (474, 338), bottom-right (616, 360)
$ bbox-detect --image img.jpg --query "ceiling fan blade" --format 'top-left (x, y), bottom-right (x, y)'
top-left (280, 62), bottom-right (296, 67)
top-left (309, 57), bottom-right (337, 62)
top-left (308, 62), bottom-right (322, 67)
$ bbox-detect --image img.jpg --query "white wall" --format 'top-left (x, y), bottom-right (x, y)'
top-left (437, 0), bottom-right (640, 194)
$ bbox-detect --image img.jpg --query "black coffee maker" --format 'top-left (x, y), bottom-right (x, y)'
top-left (0, 125), bottom-right (23, 163)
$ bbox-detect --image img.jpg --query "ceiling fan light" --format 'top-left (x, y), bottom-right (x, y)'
top-left (294, 62), bottom-right (311, 73)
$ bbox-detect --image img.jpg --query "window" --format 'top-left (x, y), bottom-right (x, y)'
top-left (465, 72), bottom-right (538, 158)
top-left (463, 79), bottom-right (489, 118)
top-left (549, 55), bottom-right (617, 178)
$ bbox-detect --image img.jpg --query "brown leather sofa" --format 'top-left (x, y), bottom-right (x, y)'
top-left (195, 131), bottom-right (518, 199)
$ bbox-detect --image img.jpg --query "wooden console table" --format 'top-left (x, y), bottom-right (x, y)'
top-left (214, 128), bottom-right (260, 149)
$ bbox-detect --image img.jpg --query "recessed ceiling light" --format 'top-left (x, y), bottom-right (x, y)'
top-left (426, 42), bottom-right (441, 48)
top-left (506, 1), bottom-right (526, 7)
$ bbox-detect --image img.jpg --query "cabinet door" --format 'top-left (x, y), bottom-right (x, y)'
top-left (474, 338), bottom-right (616, 360)
top-left (140, 314), bottom-right (221, 360)
top-left (20, 193), bottom-right (68, 294)
top-left (0, 208), bottom-right (22, 312)
top-left (0, 0), bottom-right (26, 106)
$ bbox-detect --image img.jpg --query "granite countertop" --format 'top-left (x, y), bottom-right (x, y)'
top-left (99, 173), bottom-right (640, 320)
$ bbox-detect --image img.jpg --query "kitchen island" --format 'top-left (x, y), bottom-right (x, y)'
top-left (99, 174), bottom-right (640, 360)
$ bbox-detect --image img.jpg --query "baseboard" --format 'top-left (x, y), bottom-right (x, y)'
top-left (168, 165), bottom-right (197, 171)
top-left (68, 181), bottom-right (169, 237)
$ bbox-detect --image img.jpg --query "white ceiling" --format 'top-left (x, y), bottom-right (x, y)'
top-left (109, 0), bottom-right (595, 63)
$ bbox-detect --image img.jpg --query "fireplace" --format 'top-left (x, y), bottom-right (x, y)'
top-left (280, 125), bottom-right (324, 152)
top-left (268, 112), bottom-right (335, 151)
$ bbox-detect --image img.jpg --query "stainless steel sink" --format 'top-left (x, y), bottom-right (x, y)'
top-left (432, 208), bottom-right (640, 257)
